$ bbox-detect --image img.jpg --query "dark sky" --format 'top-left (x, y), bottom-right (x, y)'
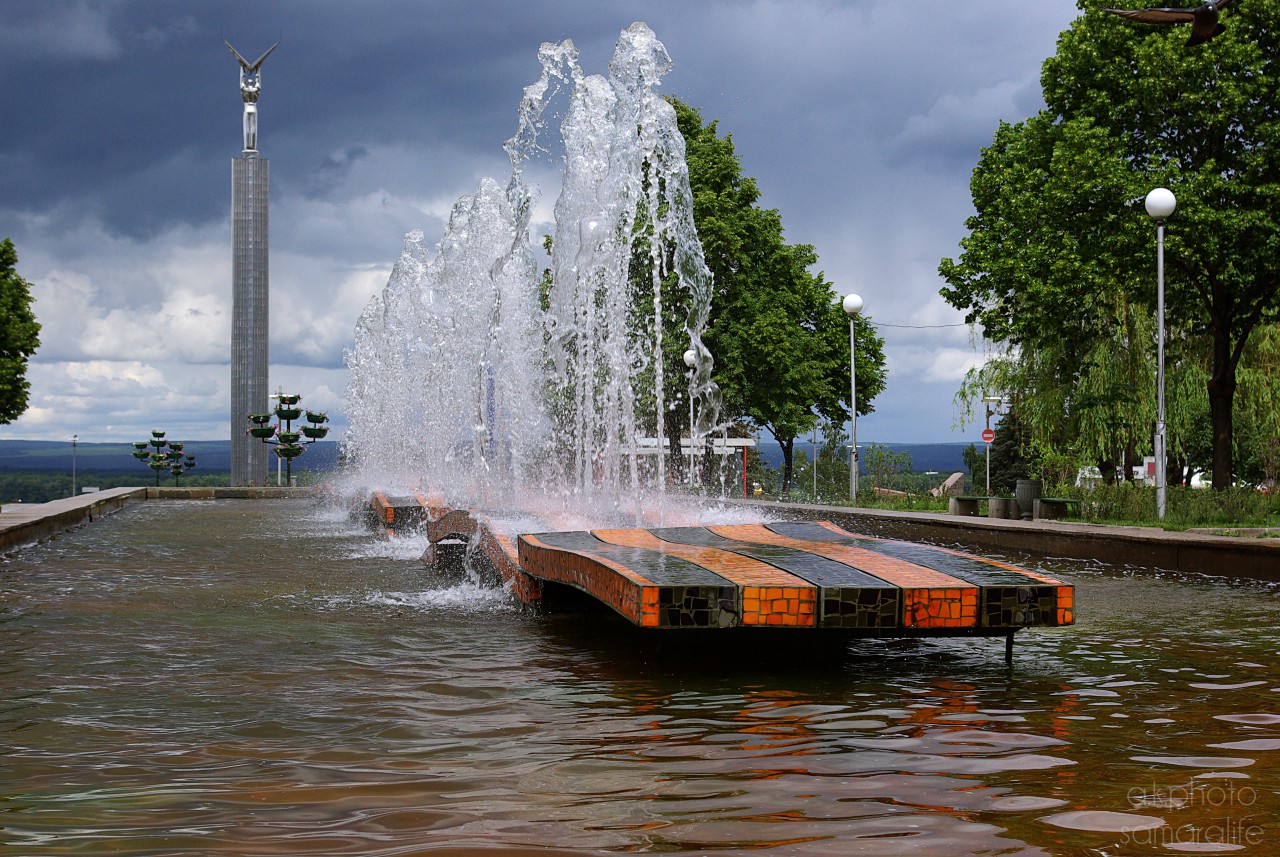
top-left (0, 0), bottom-right (1082, 443)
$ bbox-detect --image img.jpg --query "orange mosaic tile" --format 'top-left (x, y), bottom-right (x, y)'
top-left (1056, 585), bottom-right (1074, 626)
top-left (418, 490), bottom-right (450, 522)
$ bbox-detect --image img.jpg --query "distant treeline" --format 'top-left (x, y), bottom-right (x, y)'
top-left (0, 468), bottom-right (343, 504)
top-left (0, 440), bottom-right (339, 473)
top-left (0, 472), bottom-right (232, 504)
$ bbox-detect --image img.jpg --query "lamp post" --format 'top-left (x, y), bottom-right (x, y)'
top-left (70, 434), bottom-right (78, 497)
top-left (843, 293), bottom-right (864, 504)
top-left (1145, 187), bottom-right (1176, 519)
top-left (683, 348), bottom-right (697, 484)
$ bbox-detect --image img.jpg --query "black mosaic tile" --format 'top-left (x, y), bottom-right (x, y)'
top-left (659, 585), bottom-right (739, 628)
top-left (982, 585), bottom-right (1060, 627)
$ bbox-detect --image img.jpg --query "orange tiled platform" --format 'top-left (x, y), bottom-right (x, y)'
top-left (367, 497), bottom-right (1073, 633)
top-left (518, 521), bottom-right (1074, 631)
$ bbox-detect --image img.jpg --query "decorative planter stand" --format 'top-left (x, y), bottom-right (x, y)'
top-left (248, 392), bottom-right (328, 486)
top-left (133, 430), bottom-right (197, 486)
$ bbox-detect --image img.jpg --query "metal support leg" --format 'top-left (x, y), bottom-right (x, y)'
top-left (1005, 632), bottom-right (1015, 665)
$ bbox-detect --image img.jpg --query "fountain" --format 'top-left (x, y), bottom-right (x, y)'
top-left (344, 23), bottom-right (722, 527)
top-left (342, 24), bottom-right (1074, 644)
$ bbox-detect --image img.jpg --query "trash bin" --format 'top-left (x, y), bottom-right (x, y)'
top-left (1015, 479), bottom-right (1042, 521)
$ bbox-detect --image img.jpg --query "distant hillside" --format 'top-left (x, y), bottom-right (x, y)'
top-left (0, 440), bottom-right (339, 475)
top-left (754, 440), bottom-right (971, 474)
top-left (1, 439), bottom-right (969, 477)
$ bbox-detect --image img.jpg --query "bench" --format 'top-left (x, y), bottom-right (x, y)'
top-left (987, 496), bottom-right (1019, 520)
top-left (1034, 497), bottom-right (1081, 520)
top-left (949, 495), bottom-right (988, 516)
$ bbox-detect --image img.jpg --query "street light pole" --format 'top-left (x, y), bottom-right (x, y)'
top-left (982, 397), bottom-right (1003, 495)
top-left (842, 293), bottom-right (864, 504)
top-left (71, 434), bottom-right (78, 497)
top-left (1145, 188), bottom-right (1176, 519)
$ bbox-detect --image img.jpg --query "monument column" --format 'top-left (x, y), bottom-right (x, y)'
top-left (227, 41), bottom-right (277, 486)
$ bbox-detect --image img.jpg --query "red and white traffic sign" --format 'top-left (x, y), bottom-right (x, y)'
top-left (982, 428), bottom-right (996, 443)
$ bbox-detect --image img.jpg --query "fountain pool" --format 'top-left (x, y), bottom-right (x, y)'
top-left (2, 499), bottom-right (1278, 855)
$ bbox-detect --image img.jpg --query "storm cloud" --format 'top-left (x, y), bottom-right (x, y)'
top-left (0, 0), bottom-right (1082, 444)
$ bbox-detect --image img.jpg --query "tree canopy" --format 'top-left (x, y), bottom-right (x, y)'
top-left (940, 1), bottom-right (1280, 489)
top-left (0, 239), bottom-right (41, 424)
top-left (672, 98), bottom-right (886, 492)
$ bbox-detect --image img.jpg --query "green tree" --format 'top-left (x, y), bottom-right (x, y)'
top-left (962, 442), bottom-right (984, 492)
top-left (0, 239), bottom-right (41, 423)
top-left (672, 98), bottom-right (886, 494)
top-left (1235, 324), bottom-right (1280, 488)
top-left (862, 443), bottom-right (913, 494)
top-left (988, 410), bottom-right (1031, 495)
top-left (940, 1), bottom-right (1280, 490)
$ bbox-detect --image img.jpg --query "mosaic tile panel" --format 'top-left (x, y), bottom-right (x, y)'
top-left (519, 531), bottom-right (738, 628)
top-left (651, 526), bottom-right (898, 629)
top-left (767, 521), bottom-right (1075, 628)
top-left (369, 491), bottom-right (437, 536)
top-left (713, 523), bottom-right (978, 629)
top-left (904, 587), bottom-right (979, 628)
top-left (592, 529), bottom-right (817, 627)
top-left (1056, 586), bottom-right (1074, 626)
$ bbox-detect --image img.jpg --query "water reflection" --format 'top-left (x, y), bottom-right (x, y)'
top-left (1, 500), bottom-right (1277, 855)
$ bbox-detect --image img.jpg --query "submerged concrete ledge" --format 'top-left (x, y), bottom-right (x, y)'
top-left (0, 486), bottom-right (319, 554)
top-left (0, 487), bottom-right (148, 554)
top-left (738, 500), bottom-right (1280, 583)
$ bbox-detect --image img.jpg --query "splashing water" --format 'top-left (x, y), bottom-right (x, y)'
top-left (345, 24), bottom-right (724, 525)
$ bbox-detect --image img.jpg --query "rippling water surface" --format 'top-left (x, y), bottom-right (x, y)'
top-left (2, 500), bottom-right (1278, 855)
